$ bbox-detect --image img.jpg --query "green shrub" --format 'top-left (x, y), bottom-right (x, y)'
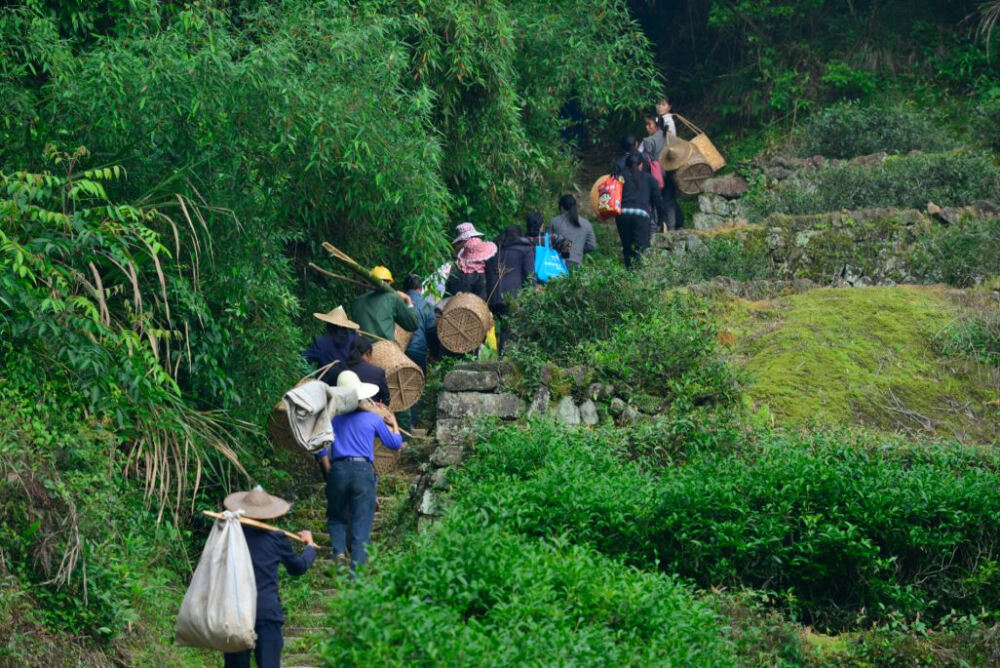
top-left (640, 238), bottom-right (774, 287)
top-left (506, 259), bottom-right (659, 365)
top-left (649, 431), bottom-right (1000, 628)
top-left (794, 101), bottom-right (955, 158)
top-left (319, 521), bottom-right (735, 667)
top-left (454, 422), bottom-right (1000, 630)
top-left (973, 95), bottom-right (1000, 153)
top-left (907, 217), bottom-right (1000, 287)
top-left (750, 151), bottom-right (1000, 218)
top-left (584, 295), bottom-right (743, 410)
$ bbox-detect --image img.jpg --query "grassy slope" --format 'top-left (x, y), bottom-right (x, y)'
top-left (725, 286), bottom-right (998, 442)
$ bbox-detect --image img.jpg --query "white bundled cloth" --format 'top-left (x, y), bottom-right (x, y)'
top-left (282, 380), bottom-right (358, 453)
top-left (175, 510), bottom-right (257, 652)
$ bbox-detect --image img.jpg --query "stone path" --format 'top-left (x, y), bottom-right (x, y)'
top-left (279, 451), bottom-right (423, 667)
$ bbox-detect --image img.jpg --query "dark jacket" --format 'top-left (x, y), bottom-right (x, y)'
top-left (621, 171), bottom-right (667, 220)
top-left (302, 331), bottom-right (357, 385)
top-left (350, 359), bottom-right (391, 405)
top-left (445, 263), bottom-right (498, 302)
top-left (242, 526), bottom-right (315, 623)
top-left (351, 290), bottom-right (418, 342)
top-left (613, 151), bottom-right (651, 176)
top-left (404, 289), bottom-right (436, 365)
top-left (487, 237), bottom-right (535, 310)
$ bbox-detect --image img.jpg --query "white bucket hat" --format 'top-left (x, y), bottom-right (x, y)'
top-left (336, 370), bottom-right (379, 402)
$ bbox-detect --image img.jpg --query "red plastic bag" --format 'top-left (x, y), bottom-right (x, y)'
top-left (649, 159), bottom-right (665, 189)
top-left (596, 175), bottom-right (623, 220)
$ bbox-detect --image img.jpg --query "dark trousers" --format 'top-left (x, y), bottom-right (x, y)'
top-left (616, 214), bottom-right (651, 269)
top-left (222, 620), bottom-right (283, 668)
top-left (326, 459), bottom-right (376, 567)
top-left (663, 178), bottom-right (684, 231)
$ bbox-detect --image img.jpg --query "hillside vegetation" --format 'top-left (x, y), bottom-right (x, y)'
top-left (3, 0), bottom-right (1000, 666)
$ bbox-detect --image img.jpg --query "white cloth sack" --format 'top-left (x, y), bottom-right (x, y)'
top-left (175, 511), bottom-right (257, 652)
top-left (282, 380), bottom-right (358, 452)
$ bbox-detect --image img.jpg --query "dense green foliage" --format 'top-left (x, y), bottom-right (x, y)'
top-left (793, 102), bottom-right (956, 158)
top-left (319, 522), bottom-right (735, 666)
top-left (630, 0), bottom-right (1000, 133)
top-left (747, 151), bottom-right (1000, 218)
top-left (455, 422), bottom-right (1000, 630)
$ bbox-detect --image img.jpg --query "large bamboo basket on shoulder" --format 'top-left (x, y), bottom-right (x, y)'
top-left (673, 147), bottom-right (715, 195)
top-left (675, 114), bottom-right (726, 172)
top-left (394, 323), bottom-right (413, 351)
top-left (371, 340), bottom-right (424, 411)
top-left (360, 401), bottom-right (401, 475)
top-left (438, 292), bottom-right (492, 354)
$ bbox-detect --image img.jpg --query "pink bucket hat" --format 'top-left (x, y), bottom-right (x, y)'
top-left (458, 237), bottom-right (498, 263)
top-left (452, 222), bottom-right (485, 244)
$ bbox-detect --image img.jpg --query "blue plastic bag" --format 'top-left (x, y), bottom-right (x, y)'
top-left (534, 233), bottom-right (568, 283)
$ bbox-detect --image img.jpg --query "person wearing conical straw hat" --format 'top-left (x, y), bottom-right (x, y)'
top-left (303, 305), bottom-right (360, 385)
top-left (221, 485), bottom-right (316, 668)
top-left (350, 265), bottom-right (419, 343)
top-left (313, 370), bottom-right (402, 571)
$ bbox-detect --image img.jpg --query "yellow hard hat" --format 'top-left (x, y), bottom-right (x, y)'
top-left (371, 266), bottom-right (394, 284)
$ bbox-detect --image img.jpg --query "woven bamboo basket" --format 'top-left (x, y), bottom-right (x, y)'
top-left (675, 114), bottom-right (726, 172)
top-left (372, 437), bottom-right (401, 475)
top-left (266, 361), bottom-right (342, 455)
top-left (371, 340), bottom-right (424, 411)
top-left (673, 147), bottom-right (715, 195)
top-left (360, 402), bottom-right (401, 474)
top-left (438, 292), bottom-right (493, 354)
top-left (394, 323), bottom-right (413, 351)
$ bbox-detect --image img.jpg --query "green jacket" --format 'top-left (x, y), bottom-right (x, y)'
top-left (351, 290), bottom-right (418, 342)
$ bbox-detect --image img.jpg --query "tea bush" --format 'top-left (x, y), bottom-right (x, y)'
top-left (319, 519), bottom-right (735, 666)
top-left (453, 422), bottom-right (1000, 630)
top-left (794, 102), bottom-right (955, 158)
top-left (506, 258), bottom-right (660, 364)
top-left (749, 151), bottom-right (1000, 218)
top-left (584, 296), bottom-right (744, 409)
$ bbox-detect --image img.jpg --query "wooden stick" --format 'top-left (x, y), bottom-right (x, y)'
top-left (359, 329), bottom-right (391, 343)
top-left (308, 262), bottom-right (376, 290)
top-left (202, 510), bottom-right (320, 546)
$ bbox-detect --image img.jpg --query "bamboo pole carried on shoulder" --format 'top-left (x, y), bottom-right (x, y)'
top-left (202, 510), bottom-right (322, 547)
top-left (321, 242), bottom-right (395, 295)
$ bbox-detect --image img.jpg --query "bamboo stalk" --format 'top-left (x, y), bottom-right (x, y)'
top-left (202, 510), bottom-right (321, 546)
top-left (321, 241), bottom-right (394, 294)
top-left (308, 262), bottom-right (376, 290)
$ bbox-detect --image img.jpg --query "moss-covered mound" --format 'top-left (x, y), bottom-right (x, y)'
top-left (726, 286), bottom-right (999, 442)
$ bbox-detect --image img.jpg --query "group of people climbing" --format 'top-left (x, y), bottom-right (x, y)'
top-left (611, 94), bottom-right (686, 269)
top-left (209, 94), bottom-right (691, 668)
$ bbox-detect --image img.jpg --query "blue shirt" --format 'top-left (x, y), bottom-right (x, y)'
top-left (404, 289), bottom-right (436, 364)
top-left (330, 410), bottom-right (402, 461)
top-left (242, 526), bottom-right (316, 623)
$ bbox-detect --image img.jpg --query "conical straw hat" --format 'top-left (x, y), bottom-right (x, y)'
top-left (659, 136), bottom-right (693, 172)
top-left (224, 485), bottom-right (291, 520)
top-left (313, 305), bottom-right (360, 330)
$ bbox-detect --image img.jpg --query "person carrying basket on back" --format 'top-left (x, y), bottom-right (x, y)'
top-left (313, 370), bottom-right (402, 571)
